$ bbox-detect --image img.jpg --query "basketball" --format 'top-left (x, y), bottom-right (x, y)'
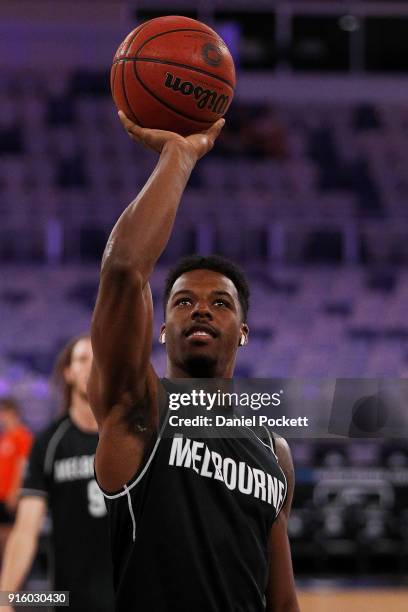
top-left (111, 15), bottom-right (236, 136)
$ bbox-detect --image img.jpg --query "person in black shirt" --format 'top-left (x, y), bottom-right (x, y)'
top-left (89, 112), bottom-right (300, 611)
top-left (0, 335), bottom-right (114, 612)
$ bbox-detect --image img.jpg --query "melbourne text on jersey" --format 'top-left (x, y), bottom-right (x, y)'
top-left (54, 454), bottom-right (95, 482)
top-left (169, 434), bottom-right (285, 514)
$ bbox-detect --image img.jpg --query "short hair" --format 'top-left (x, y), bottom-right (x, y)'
top-left (52, 334), bottom-right (90, 413)
top-left (0, 397), bottom-right (20, 414)
top-left (163, 255), bottom-right (250, 321)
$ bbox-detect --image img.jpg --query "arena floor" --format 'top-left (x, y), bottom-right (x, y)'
top-left (298, 588), bottom-right (408, 612)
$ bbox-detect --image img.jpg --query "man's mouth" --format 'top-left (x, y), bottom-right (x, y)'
top-left (185, 324), bottom-right (218, 339)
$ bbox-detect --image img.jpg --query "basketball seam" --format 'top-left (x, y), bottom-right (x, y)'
top-left (122, 20), bottom-right (153, 56)
top-left (113, 57), bottom-right (235, 90)
top-left (132, 60), bottom-right (213, 125)
top-left (122, 62), bottom-right (143, 125)
top-left (110, 62), bottom-right (118, 96)
top-left (135, 27), bottom-right (222, 58)
top-left (112, 20), bottom-right (155, 125)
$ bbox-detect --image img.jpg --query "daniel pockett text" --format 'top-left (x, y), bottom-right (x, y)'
top-left (168, 414), bottom-right (309, 428)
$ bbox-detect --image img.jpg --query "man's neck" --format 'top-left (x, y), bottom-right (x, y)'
top-left (166, 359), bottom-right (235, 379)
top-left (69, 393), bottom-right (98, 433)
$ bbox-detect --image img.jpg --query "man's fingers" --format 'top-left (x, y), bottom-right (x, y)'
top-left (118, 110), bottom-right (134, 130)
top-left (118, 110), bottom-right (144, 140)
top-left (118, 111), bottom-right (167, 151)
top-left (206, 118), bottom-right (225, 141)
top-left (118, 109), bottom-right (222, 156)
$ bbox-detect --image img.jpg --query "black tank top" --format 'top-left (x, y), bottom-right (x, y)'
top-left (22, 416), bottom-right (114, 612)
top-left (99, 381), bottom-right (287, 612)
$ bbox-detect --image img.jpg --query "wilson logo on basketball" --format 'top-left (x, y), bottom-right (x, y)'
top-left (202, 43), bottom-right (223, 67)
top-left (164, 72), bottom-right (229, 115)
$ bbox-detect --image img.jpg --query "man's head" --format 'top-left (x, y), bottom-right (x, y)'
top-left (0, 397), bottom-right (21, 431)
top-left (161, 255), bottom-right (250, 377)
top-left (53, 334), bottom-right (92, 412)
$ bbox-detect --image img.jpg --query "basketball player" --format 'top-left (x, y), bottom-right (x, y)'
top-left (0, 335), bottom-right (114, 612)
top-left (0, 398), bottom-right (32, 560)
top-left (89, 112), bottom-right (300, 611)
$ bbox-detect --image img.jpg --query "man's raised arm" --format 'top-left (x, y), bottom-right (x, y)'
top-left (88, 113), bottom-right (224, 490)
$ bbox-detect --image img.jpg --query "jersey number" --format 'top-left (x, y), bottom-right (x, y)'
top-left (87, 479), bottom-right (107, 517)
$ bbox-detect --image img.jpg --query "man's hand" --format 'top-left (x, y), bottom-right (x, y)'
top-left (118, 111), bottom-right (225, 161)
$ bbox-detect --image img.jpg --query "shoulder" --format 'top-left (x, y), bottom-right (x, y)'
top-left (20, 418), bottom-right (70, 498)
top-left (12, 425), bottom-right (33, 452)
top-left (260, 427), bottom-right (294, 477)
top-left (40, 415), bottom-right (71, 439)
top-left (32, 416), bottom-right (72, 455)
top-left (273, 435), bottom-right (295, 519)
top-left (274, 436), bottom-right (294, 477)
top-left (14, 424), bottom-right (32, 440)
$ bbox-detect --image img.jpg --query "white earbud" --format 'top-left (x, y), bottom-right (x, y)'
top-left (239, 334), bottom-right (246, 346)
top-left (160, 332), bottom-right (166, 345)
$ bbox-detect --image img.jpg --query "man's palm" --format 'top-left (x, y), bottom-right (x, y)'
top-left (118, 111), bottom-right (224, 160)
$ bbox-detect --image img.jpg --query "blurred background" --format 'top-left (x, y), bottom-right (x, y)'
top-left (1, 0), bottom-right (408, 609)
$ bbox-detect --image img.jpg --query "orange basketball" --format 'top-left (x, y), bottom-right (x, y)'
top-left (111, 16), bottom-right (236, 136)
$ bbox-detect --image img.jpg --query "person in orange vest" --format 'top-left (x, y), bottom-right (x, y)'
top-left (0, 397), bottom-right (32, 560)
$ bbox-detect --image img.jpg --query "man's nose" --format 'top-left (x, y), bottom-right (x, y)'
top-left (191, 301), bottom-right (212, 319)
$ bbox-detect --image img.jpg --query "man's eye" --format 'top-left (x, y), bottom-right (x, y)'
top-left (214, 299), bottom-right (228, 307)
top-left (176, 298), bottom-right (192, 306)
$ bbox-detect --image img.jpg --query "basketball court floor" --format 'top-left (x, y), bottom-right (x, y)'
top-left (298, 586), bottom-right (408, 611)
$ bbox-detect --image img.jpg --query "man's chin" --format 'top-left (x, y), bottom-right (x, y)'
top-left (182, 354), bottom-right (217, 378)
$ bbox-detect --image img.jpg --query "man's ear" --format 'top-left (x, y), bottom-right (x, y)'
top-left (239, 324), bottom-right (249, 346)
top-left (159, 323), bottom-right (166, 345)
